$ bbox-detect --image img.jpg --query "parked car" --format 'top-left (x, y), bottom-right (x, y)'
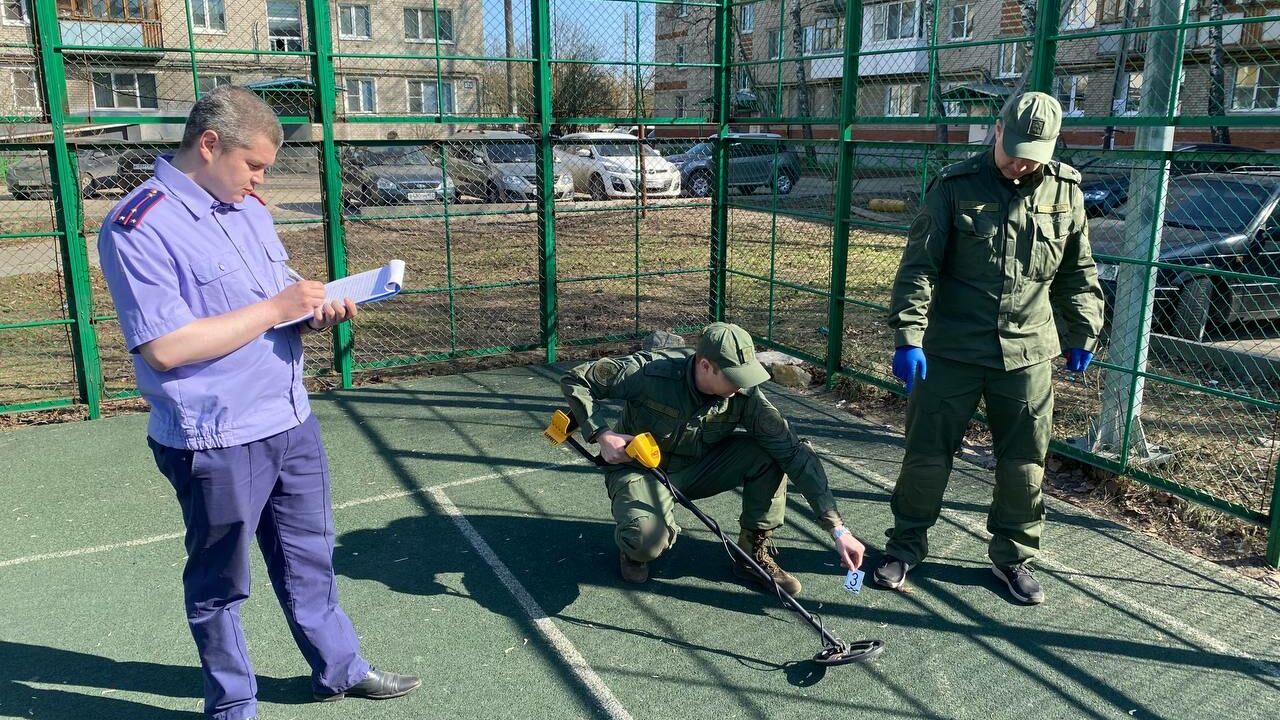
top-left (1090, 172), bottom-right (1280, 341)
top-left (1074, 143), bottom-right (1267, 217)
top-left (448, 130), bottom-right (575, 202)
top-left (666, 133), bottom-right (803, 198)
top-left (5, 147), bottom-right (159, 200)
top-left (558, 132), bottom-right (682, 200)
top-left (340, 145), bottom-right (458, 209)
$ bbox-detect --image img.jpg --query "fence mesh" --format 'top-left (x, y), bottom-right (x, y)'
top-left (1, 0), bottom-right (1277, 562)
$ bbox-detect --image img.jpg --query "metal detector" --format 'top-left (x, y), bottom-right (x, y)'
top-left (545, 410), bottom-right (885, 666)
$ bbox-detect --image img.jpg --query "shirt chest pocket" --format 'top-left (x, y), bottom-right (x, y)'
top-left (262, 240), bottom-right (289, 293)
top-left (951, 209), bottom-right (1000, 280)
top-left (191, 251), bottom-right (257, 316)
top-left (1031, 212), bottom-right (1071, 281)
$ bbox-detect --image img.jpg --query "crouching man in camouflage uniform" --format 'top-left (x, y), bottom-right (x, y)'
top-left (561, 322), bottom-right (865, 595)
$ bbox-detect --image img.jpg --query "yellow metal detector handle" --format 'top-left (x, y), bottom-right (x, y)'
top-left (626, 433), bottom-right (662, 469)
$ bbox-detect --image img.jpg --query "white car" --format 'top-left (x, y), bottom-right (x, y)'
top-left (558, 132), bottom-right (682, 200)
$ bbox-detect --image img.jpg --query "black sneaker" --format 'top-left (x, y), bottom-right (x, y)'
top-left (992, 562), bottom-right (1045, 605)
top-left (872, 555), bottom-right (913, 590)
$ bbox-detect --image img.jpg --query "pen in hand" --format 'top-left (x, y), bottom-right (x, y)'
top-left (285, 266), bottom-right (305, 283)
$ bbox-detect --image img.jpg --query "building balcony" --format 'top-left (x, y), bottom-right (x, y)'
top-left (57, 0), bottom-right (163, 52)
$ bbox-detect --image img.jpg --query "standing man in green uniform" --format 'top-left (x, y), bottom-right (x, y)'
top-left (877, 92), bottom-right (1105, 604)
top-left (561, 322), bottom-right (865, 596)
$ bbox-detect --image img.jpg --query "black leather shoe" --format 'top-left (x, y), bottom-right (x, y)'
top-left (315, 668), bottom-right (421, 702)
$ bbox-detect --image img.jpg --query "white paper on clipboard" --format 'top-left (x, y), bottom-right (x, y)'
top-left (274, 259), bottom-right (406, 329)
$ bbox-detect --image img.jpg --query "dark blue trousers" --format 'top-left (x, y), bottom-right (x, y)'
top-left (150, 414), bottom-right (369, 720)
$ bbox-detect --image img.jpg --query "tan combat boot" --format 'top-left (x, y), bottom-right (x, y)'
top-left (732, 528), bottom-right (802, 596)
top-left (619, 551), bottom-right (649, 583)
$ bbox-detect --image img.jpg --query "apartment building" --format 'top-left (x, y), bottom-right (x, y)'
top-left (0, 0), bottom-right (487, 140)
top-left (653, 0), bottom-right (1280, 145)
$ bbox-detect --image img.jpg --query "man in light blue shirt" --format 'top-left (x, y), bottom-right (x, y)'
top-left (98, 86), bottom-right (419, 720)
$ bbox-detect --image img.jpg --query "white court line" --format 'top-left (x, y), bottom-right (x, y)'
top-left (811, 443), bottom-right (1280, 678)
top-left (429, 486), bottom-right (633, 720)
top-left (0, 533), bottom-right (186, 569)
top-left (0, 457), bottom-right (585, 570)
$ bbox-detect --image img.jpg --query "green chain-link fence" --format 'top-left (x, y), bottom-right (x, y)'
top-left (1, 0), bottom-right (1277, 565)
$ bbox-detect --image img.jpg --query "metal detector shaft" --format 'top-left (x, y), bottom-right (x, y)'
top-left (645, 465), bottom-right (846, 650)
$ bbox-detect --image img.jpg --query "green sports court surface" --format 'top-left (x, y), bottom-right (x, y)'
top-left (2, 365), bottom-right (1277, 719)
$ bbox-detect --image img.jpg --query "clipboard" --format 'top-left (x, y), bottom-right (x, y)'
top-left (274, 259), bottom-right (406, 329)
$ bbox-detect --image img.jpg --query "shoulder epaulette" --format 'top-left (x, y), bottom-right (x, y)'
top-left (246, 190), bottom-right (266, 205)
top-left (938, 156), bottom-right (981, 180)
top-left (1048, 161), bottom-right (1081, 183)
top-left (112, 189), bottom-right (166, 229)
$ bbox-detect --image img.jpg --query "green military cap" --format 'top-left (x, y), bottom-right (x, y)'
top-left (696, 322), bottom-right (771, 389)
top-left (1001, 91), bottom-right (1062, 164)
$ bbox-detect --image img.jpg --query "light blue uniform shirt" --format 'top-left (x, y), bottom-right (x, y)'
top-left (98, 156), bottom-right (310, 450)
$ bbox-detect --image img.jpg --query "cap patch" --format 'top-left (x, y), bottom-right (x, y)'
top-left (1029, 117), bottom-right (1046, 139)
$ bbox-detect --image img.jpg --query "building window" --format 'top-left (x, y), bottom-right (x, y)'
top-left (198, 75), bottom-right (232, 94)
top-left (191, 0), bottom-right (226, 33)
top-left (884, 84), bottom-right (920, 116)
top-left (740, 5), bottom-right (754, 33)
top-left (675, 94), bottom-right (686, 118)
top-left (435, 9), bottom-right (454, 43)
top-left (871, 0), bottom-right (918, 42)
top-left (344, 77), bottom-right (376, 113)
top-left (1232, 64), bottom-right (1280, 111)
top-left (767, 29), bottom-right (782, 59)
top-left (997, 42), bottom-right (1021, 78)
top-left (408, 78), bottom-right (455, 114)
top-left (1061, 0), bottom-right (1096, 30)
top-left (1121, 71), bottom-right (1142, 114)
top-left (677, 0), bottom-right (688, 19)
top-left (405, 7), bottom-right (454, 43)
top-left (92, 72), bottom-right (159, 110)
top-left (950, 3), bottom-right (971, 40)
top-left (2, 0), bottom-right (29, 24)
top-left (1053, 74), bottom-right (1089, 116)
top-left (814, 16), bottom-right (839, 51)
top-left (676, 44), bottom-right (686, 63)
top-left (338, 4), bottom-right (372, 40)
top-left (944, 100), bottom-right (964, 118)
top-left (268, 0), bottom-right (304, 52)
top-left (59, 0), bottom-right (159, 20)
top-left (12, 69), bottom-right (39, 111)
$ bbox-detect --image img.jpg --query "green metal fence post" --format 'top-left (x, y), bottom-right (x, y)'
top-left (1268, 458), bottom-right (1280, 568)
top-left (709, 0), bottom-right (732, 322)
top-left (32, 0), bottom-right (103, 418)
top-left (824, 0), bottom-right (863, 387)
top-left (1030, 0), bottom-right (1061, 94)
top-left (304, 0), bottom-right (354, 387)
top-left (532, 0), bottom-right (557, 362)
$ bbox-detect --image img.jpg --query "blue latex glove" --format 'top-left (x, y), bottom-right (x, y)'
top-left (1064, 348), bottom-right (1094, 373)
top-left (892, 346), bottom-right (927, 393)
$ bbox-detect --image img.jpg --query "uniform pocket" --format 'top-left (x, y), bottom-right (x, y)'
top-left (952, 210), bottom-right (1000, 279)
top-left (262, 240), bottom-right (289, 292)
top-left (191, 250), bottom-right (254, 315)
top-left (1031, 213), bottom-right (1070, 280)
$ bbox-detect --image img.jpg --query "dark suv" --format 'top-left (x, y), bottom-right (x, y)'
top-left (1089, 172), bottom-right (1280, 341)
top-left (667, 133), bottom-right (802, 197)
top-left (5, 147), bottom-right (160, 199)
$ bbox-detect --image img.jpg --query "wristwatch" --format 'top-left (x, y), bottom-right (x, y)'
top-left (832, 526), bottom-right (849, 540)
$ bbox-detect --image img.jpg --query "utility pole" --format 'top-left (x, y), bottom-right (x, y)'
top-left (1088, 0), bottom-right (1186, 463)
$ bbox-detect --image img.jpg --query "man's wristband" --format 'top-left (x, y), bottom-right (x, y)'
top-left (832, 526), bottom-right (849, 541)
